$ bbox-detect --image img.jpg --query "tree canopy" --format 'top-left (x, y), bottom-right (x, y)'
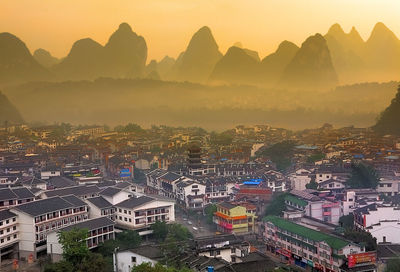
top-left (264, 192), bottom-right (288, 216)
top-left (347, 162), bottom-right (379, 189)
top-left (131, 262), bottom-right (192, 272)
top-left (305, 180), bottom-right (318, 190)
top-left (45, 228), bottom-right (109, 272)
top-left (344, 229), bottom-right (376, 251)
top-left (385, 258), bottom-right (400, 272)
top-left (257, 141), bottom-right (295, 171)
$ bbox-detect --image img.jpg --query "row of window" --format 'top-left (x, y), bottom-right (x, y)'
top-left (0, 217), bottom-right (16, 226)
top-left (35, 214), bottom-right (88, 233)
top-left (0, 225), bottom-right (17, 235)
top-left (0, 198), bottom-right (33, 207)
top-left (34, 207), bottom-right (87, 223)
top-left (0, 234), bottom-right (17, 244)
top-left (117, 208), bottom-right (167, 216)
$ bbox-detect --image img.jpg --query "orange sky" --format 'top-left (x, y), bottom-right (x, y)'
top-left (1, 0), bottom-right (399, 62)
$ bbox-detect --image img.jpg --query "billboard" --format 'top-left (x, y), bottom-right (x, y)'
top-left (120, 168), bottom-right (132, 178)
top-left (348, 252), bottom-right (376, 268)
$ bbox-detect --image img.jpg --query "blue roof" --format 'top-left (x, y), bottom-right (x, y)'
top-left (353, 154), bottom-right (364, 159)
top-left (243, 181), bottom-right (260, 185)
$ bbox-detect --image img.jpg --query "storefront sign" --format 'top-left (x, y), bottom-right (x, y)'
top-left (348, 252), bottom-right (376, 268)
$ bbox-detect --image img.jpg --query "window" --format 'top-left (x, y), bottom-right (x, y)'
top-left (131, 256), bottom-right (136, 263)
top-left (216, 250), bottom-right (220, 255)
top-left (231, 248), bottom-right (236, 253)
top-left (6, 219), bottom-right (9, 224)
top-left (13, 234), bottom-right (17, 239)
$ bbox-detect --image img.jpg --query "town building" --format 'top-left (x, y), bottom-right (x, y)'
top-left (114, 196), bottom-right (175, 230)
top-left (0, 210), bottom-right (18, 263)
top-left (10, 195), bottom-right (89, 259)
top-left (263, 216), bottom-right (377, 272)
top-left (47, 216), bottom-right (115, 262)
top-left (213, 202), bottom-right (256, 234)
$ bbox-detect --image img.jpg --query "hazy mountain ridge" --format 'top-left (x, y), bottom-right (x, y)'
top-left (0, 91), bottom-right (23, 124)
top-left (0, 22), bottom-right (399, 89)
top-left (33, 48), bottom-right (60, 68)
top-left (374, 85), bottom-right (400, 135)
top-left (0, 32), bottom-right (51, 86)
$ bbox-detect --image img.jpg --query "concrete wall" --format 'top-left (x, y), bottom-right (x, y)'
top-left (114, 251), bottom-right (157, 272)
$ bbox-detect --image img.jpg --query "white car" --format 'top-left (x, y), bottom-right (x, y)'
top-left (192, 227), bottom-right (198, 231)
top-left (188, 220), bottom-right (193, 225)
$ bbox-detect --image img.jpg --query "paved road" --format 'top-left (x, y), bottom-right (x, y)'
top-left (175, 208), bottom-right (216, 238)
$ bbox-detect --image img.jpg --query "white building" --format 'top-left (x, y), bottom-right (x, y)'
top-left (0, 210), bottom-right (19, 263)
top-left (367, 220), bottom-right (400, 244)
top-left (10, 195), bottom-right (89, 259)
top-left (289, 169), bottom-right (312, 191)
top-left (47, 216), bottom-right (115, 262)
top-left (85, 196), bottom-right (115, 220)
top-left (114, 196), bottom-right (175, 230)
top-left (175, 179), bottom-right (206, 210)
top-left (113, 245), bottom-right (163, 272)
top-left (40, 169), bottom-right (61, 180)
top-left (99, 187), bottom-right (133, 205)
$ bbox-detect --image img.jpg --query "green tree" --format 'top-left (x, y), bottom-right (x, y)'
top-left (385, 257), bottom-right (400, 272)
top-left (43, 261), bottom-right (74, 272)
top-left (98, 229), bottom-right (141, 257)
top-left (167, 223), bottom-right (193, 241)
top-left (78, 252), bottom-right (109, 272)
top-left (264, 192), bottom-right (288, 216)
top-left (204, 204), bottom-right (217, 225)
top-left (307, 152), bottom-right (324, 163)
top-left (46, 228), bottom-right (110, 272)
top-left (347, 163), bottom-right (379, 189)
top-left (131, 262), bottom-right (192, 272)
top-left (151, 221), bottom-right (169, 241)
top-left (339, 214), bottom-right (354, 229)
top-left (57, 227), bottom-right (89, 267)
top-left (305, 180), bottom-right (318, 190)
top-left (344, 229), bottom-right (377, 251)
top-left (257, 141), bottom-right (295, 171)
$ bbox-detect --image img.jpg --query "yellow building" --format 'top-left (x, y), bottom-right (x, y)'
top-left (214, 202), bottom-right (257, 234)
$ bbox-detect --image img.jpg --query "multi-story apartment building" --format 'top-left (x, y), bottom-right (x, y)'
top-left (10, 195), bottom-right (89, 259)
top-left (47, 216), bottom-right (115, 262)
top-left (214, 202), bottom-right (256, 234)
top-left (41, 184), bottom-right (101, 200)
top-left (175, 179), bottom-right (206, 210)
top-left (263, 216), bottom-right (376, 272)
top-left (85, 196), bottom-right (116, 221)
top-left (0, 210), bottom-right (19, 263)
top-left (285, 190), bottom-right (342, 225)
top-left (0, 187), bottom-right (35, 210)
top-left (114, 196), bottom-right (175, 230)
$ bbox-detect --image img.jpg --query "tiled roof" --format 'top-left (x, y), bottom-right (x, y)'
top-left (14, 196), bottom-right (83, 217)
top-left (0, 209), bottom-right (17, 221)
top-left (0, 188), bottom-right (17, 201)
top-left (61, 195), bottom-right (87, 207)
top-left (86, 196), bottom-right (113, 209)
top-left (44, 185), bottom-right (101, 198)
top-left (11, 187), bottom-right (35, 199)
top-left (285, 194), bottom-right (308, 207)
top-left (99, 187), bottom-right (122, 197)
top-left (60, 216), bottom-right (114, 232)
top-left (115, 196), bottom-right (155, 209)
top-left (264, 216), bottom-right (350, 250)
